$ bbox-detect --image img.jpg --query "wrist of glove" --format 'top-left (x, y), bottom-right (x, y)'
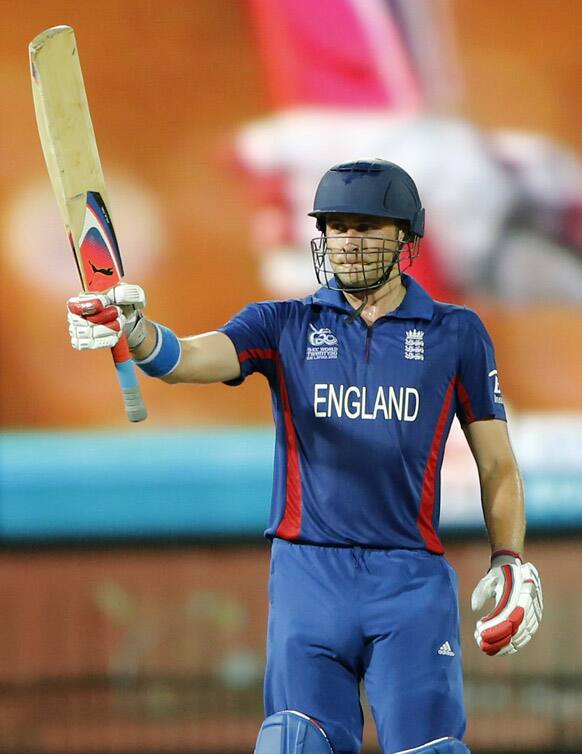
top-left (471, 549), bottom-right (543, 657)
top-left (67, 283), bottom-right (147, 351)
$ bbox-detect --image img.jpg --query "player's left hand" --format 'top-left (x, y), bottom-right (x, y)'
top-left (471, 551), bottom-right (543, 657)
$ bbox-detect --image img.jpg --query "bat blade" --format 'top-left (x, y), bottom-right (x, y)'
top-left (30, 25), bottom-right (147, 422)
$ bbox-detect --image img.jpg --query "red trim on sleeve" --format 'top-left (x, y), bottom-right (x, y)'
top-left (238, 348), bottom-right (302, 539)
top-left (416, 377), bottom-right (456, 554)
top-left (455, 379), bottom-right (476, 424)
top-left (239, 348), bottom-right (277, 363)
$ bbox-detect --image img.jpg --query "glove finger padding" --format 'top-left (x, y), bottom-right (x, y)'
top-left (85, 305), bottom-right (124, 325)
top-left (472, 562), bottom-right (543, 657)
top-left (67, 286), bottom-right (145, 351)
top-left (510, 574), bottom-right (543, 649)
top-left (67, 297), bottom-right (126, 351)
top-left (109, 282), bottom-right (146, 311)
top-left (68, 292), bottom-right (111, 317)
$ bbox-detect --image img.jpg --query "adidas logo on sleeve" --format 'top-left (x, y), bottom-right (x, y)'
top-left (437, 641), bottom-right (455, 657)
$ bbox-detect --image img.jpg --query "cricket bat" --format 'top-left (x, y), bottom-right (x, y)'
top-left (29, 25), bottom-right (147, 422)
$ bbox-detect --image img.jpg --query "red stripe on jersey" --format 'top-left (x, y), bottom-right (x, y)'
top-left (416, 377), bottom-right (456, 554)
top-left (238, 348), bottom-right (302, 539)
top-left (455, 379), bottom-right (475, 424)
top-left (273, 351), bottom-right (302, 538)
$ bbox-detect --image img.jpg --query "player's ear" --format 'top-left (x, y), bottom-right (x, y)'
top-left (396, 221), bottom-right (410, 243)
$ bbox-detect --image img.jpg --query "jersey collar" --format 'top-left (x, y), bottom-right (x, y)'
top-left (308, 274), bottom-right (434, 321)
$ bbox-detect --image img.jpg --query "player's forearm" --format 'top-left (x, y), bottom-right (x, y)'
top-left (162, 333), bottom-right (240, 384)
top-left (479, 459), bottom-right (526, 556)
top-left (129, 320), bottom-right (240, 384)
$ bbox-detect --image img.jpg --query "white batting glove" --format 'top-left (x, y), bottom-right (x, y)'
top-left (67, 283), bottom-right (147, 351)
top-left (471, 550), bottom-right (543, 657)
top-left (108, 283), bottom-right (147, 348)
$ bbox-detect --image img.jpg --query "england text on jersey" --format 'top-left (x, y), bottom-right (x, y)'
top-left (313, 383), bottom-right (419, 421)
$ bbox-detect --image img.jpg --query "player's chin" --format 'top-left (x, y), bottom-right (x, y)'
top-left (335, 270), bottom-right (383, 290)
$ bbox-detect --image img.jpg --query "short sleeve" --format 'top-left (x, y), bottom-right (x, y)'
top-left (218, 301), bottom-right (281, 386)
top-left (455, 309), bottom-right (507, 424)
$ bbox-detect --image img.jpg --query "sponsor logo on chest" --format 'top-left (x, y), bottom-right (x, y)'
top-left (306, 324), bottom-right (338, 360)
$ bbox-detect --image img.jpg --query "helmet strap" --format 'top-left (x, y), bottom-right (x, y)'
top-left (345, 293), bottom-right (368, 325)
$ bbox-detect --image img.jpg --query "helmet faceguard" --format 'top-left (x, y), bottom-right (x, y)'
top-left (310, 230), bottom-right (420, 293)
top-left (309, 160), bottom-right (424, 294)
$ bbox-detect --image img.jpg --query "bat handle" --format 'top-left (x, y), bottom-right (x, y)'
top-left (111, 334), bottom-right (147, 422)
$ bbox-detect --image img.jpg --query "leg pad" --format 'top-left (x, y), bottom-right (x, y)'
top-left (395, 738), bottom-right (471, 754)
top-left (254, 710), bottom-right (334, 754)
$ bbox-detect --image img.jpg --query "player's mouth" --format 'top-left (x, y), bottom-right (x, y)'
top-left (337, 262), bottom-right (381, 272)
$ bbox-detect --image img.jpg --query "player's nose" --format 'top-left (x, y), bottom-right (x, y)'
top-left (342, 233), bottom-right (361, 260)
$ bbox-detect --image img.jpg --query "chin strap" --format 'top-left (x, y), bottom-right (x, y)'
top-left (341, 252), bottom-right (403, 325)
top-left (345, 293), bottom-right (368, 325)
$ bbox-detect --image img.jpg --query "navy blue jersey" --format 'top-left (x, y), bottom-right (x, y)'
top-left (219, 274), bottom-right (506, 553)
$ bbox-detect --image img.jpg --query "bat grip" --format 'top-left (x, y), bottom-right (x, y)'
top-left (111, 334), bottom-right (147, 422)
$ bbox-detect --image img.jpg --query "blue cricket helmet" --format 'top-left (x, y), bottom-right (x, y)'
top-left (309, 159), bottom-right (425, 238)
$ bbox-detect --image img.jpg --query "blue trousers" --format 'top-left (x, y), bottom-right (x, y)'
top-left (264, 539), bottom-right (466, 754)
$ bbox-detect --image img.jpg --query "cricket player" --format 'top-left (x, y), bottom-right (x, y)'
top-left (67, 160), bottom-right (543, 754)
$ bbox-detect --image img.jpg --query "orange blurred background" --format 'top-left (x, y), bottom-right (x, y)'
top-left (1, 4), bottom-right (582, 753)
top-left (1, 0), bottom-right (581, 428)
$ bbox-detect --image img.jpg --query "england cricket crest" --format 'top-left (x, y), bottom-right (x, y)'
top-left (404, 329), bottom-right (424, 360)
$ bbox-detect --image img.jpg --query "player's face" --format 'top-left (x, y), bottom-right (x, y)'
top-left (325, 214), bottom-right (401, 290)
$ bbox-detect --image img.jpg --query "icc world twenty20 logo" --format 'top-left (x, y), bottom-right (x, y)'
top-left (306, 324), bottom-right (339, 360)
top-left (308, 324), bottom-right (338, 347)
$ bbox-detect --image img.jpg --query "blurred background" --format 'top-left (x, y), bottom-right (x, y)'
top-left (1, 1), bottom-right (581, 752)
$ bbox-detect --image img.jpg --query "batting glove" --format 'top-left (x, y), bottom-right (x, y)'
top-left (67, 283), bottom-right (147, 351)
top-left (471, 550), bottom-right (543, 657)
top-left (109, 283), bottom-right (147, 348)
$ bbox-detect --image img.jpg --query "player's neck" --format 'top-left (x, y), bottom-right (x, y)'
top-left (343, 275), bottom-right (406, 325)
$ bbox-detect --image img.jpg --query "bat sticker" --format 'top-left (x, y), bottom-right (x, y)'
top-left (79, 191), bottom-right (124, 290)
top-left (89, 261), bottom-right (114, 276)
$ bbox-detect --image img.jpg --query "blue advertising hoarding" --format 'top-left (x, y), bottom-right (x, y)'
top-left (1, 422), bottom-right (581, 541)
